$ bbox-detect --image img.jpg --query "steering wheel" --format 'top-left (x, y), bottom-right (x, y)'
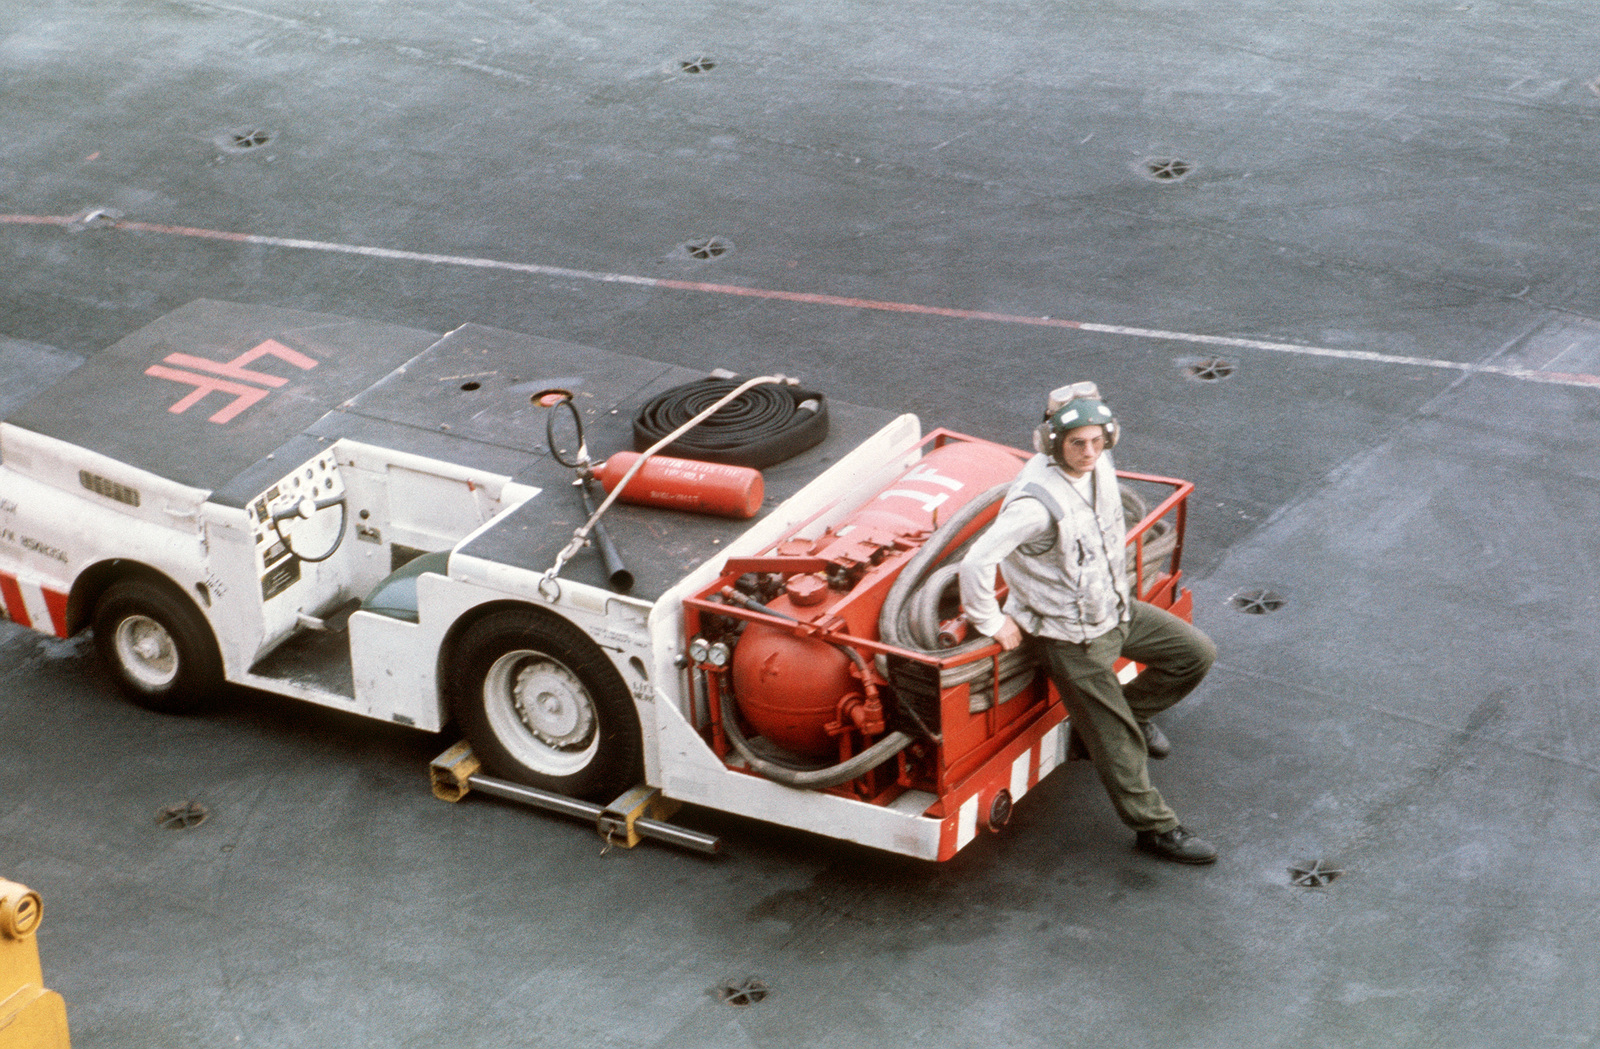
top-left (270, 494), bottom-right (349, 564)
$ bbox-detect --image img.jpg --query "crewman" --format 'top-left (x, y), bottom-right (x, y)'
top-left (958, 382), bottom-right (1219, 863)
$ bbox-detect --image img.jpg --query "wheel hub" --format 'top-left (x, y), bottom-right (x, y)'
top-left (115, 614), bottom-right (178, 688)
top-left (481, 645), bottom-right (605, 777)
top-left (510, 659), bottom-right (595, 749)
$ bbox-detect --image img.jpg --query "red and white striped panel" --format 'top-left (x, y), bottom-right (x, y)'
top-left (939, 707), bottom-right (1071, 859)
top-left (939, 661), bottom-right (1144, 858)
top-left (0, 572), bottom-right (69, 638)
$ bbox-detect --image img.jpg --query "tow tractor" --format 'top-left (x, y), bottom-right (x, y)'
top-left (0, 301), bottom-right (1194, 860)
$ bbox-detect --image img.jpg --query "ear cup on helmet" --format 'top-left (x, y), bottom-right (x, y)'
top-left (1032, 422), bottom-right (1051, 455)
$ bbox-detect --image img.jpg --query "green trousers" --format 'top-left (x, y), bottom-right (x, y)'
top-left (1037, 601), bottom-right (1216, 833)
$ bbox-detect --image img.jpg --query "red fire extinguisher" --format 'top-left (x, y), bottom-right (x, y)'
top-left (594, 452), bottom-right (764, 519)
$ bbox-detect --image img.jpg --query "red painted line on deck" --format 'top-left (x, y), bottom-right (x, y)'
top-left (5, 211), bottom-right (1600, 388)
top-left (120, 220), bottom-right (252, 242)
top-left (654, 277), bottom-right (1086, 327)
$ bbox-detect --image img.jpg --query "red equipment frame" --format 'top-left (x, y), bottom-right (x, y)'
top-left (680, 430), bottom-right (1195, 840)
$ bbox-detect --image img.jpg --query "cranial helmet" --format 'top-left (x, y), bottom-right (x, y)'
top-left (1032, 381), bottom-right (1119, 464)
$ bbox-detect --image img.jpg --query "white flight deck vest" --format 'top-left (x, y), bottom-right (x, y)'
top-left (998, 452), bottom-right (1131, 643)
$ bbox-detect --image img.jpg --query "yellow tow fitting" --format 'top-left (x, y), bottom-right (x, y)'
top-left (0, 878), bottom-right (71, 1049)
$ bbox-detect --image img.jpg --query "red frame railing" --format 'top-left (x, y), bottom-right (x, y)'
top-left (678, 433), bottom-right (1194, 798)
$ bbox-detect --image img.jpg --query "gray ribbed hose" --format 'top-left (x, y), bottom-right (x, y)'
top-left (877, 482), bottom-right (1178, 705)
top-left (878, 483), bottom-right (1037, 703)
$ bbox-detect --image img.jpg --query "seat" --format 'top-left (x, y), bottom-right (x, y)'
top-left (360, 550), bottom-right (451, 623)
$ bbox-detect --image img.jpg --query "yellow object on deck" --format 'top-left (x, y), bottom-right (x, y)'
top-left (0, 879), bottom-right (70, 1048)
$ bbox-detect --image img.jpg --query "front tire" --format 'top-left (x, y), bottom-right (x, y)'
top-left (450, 609), bottom-right (643, 802)
top-left (92, 578), bottom-right (223, 714)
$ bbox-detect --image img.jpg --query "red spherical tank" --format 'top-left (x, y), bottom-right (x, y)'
top-left (730, 622), bottom-right (855, 757)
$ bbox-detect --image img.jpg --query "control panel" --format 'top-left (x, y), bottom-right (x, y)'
top-left (249, 449), bottom-right (347, 601)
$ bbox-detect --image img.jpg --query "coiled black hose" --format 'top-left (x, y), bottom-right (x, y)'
top-left (633, 379), bottom-right (829, 468)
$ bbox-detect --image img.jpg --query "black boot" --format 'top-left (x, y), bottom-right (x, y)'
top-left (1135, 825), bottom-right (1217, 864)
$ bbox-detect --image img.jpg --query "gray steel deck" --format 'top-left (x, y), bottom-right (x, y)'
top-left (3, 1), bottom-right (1598, 1046)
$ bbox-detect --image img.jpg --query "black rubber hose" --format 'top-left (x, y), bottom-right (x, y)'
top-left (633, 379), bottom-right (829, 468)
top-left (579, 481), bottom-right (634, 593)
top-left (545, 396), bottom-right (590, 469)
top-left (718, 688), bottom-right (914, 790)
top-left (879, 480), bottom-right (1007, 651)
top-left (1120, 487), bottom-right (1180, 592)
top-left (739, 733), bottom-right (836, 772)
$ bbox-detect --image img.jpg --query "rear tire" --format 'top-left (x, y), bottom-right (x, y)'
top-left (92, 578), bottom-right (223, 714)
top-left (450, 609), bottom-right (643, 802)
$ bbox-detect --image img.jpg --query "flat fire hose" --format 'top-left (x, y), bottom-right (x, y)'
top-left (632, 378), bottom-right (828, 468)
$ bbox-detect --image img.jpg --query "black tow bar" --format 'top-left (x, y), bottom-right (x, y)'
top-left (429, 742), bottom-right (721, 855)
